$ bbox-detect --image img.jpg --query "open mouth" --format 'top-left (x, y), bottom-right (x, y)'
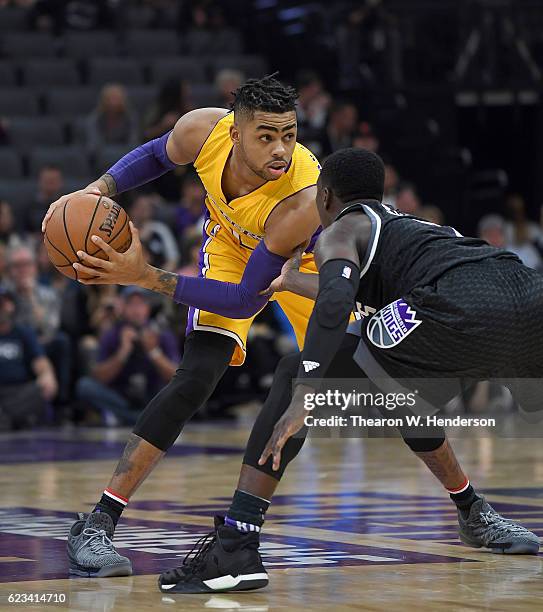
top-left (268, 162), bottom-right (288, 176)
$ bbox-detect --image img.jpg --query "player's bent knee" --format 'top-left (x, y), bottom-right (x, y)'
top-left (133, 332), bottom-right (237, 451)
top-left (242, 351), bottom-right (306, 479)
top-left (403, 436), bottom-right (446, 453)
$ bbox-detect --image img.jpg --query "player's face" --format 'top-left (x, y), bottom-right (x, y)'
top-left (234, 111), bottom-right (297, 181)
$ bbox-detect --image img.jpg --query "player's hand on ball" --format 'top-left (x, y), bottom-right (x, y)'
top-left (259, 387), bottom-right (308, 471)
top-left (41, 187), bottom-right (102, 233)
top-left (73, 222), bottom-right (148, 286)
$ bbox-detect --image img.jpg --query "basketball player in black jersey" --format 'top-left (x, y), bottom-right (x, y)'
top-left (158, 148), bottom-right (539, 594)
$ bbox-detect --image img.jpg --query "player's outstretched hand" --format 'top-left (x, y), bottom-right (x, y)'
top-left (259, 388), bottom-right (308, 471)
top-left (73, 222), bottom-right (149, 286)
top-left (41, 187), bottom-right (102, 233)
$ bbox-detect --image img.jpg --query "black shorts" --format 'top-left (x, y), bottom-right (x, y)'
top-left (351, 258), bottom-right (543, 410)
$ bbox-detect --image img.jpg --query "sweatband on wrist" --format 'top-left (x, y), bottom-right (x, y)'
top-left (174, 240), bottom-right (287, 319)
top-left (296, 258), bottom-right (360, 385)
top-left (107, 131), bottom-right (177, 194)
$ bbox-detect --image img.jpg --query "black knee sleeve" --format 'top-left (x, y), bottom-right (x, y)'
top-left (243, 352), bottom-right (307, 479)
top-left (402, 435), bottom-right (446, 453)
top-left (133, 331), bottom-right (236, 451)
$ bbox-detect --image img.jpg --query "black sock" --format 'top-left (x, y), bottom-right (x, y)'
top-left (449, 482), bottom-right (480, 519)
top-left (93, 489), bottom-right (128, 528)
top-left (225, 489), bottom-right (270, 533)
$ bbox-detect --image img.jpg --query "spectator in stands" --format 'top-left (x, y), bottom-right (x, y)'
top-left (0, 243), bottom-right (6, 285)
top-left (25, 165), bottom-right (64, 235)
top-left (320, 101), bottom-right (358, 157)
top-left (6, 245), bottom-right (71, 403)
top-left (478, 214), bottom-right (506, 248)
top-left (129, 194), bottom-right (180, 271)
top-left (353, 121), bottom-right (379, 153)
top-left (420, 204), bottom-right (444, 225)
top-left (382, 162), bottom-right (399, 209)
top-left (0, 285), bottom-right (57, 430)
top-left (499, 194), bottom-right (543, 270)
top-left (0, 200), bottom-right (22, 248)
top-left (143, 79), bottom-right (193, 141)
top-left (395, 182), bottom-right (421, 215)
top-left (476, 212), bottom-right (543, 272)
top-left (295, 71), bottom-right (330, 154)
top-left (76, 286), bottom-right (179, 425)
top-left (0, 117), bottom-right (10, 146)
top-left (84, 84), bottom-right (139, 154)
top-left (178, 229), bottom-right (202, 278)
top-left (214, 69), bottom-right (243, 108)
top-left (175, 174), bottom-right (205, 242)
top-left (30, 0), bottom-right (116, 33)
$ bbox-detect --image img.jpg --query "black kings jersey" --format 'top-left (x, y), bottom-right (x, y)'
top-left (336, 201), bottom-right (521, 318)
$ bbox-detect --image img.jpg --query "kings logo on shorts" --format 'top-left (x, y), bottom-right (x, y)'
top-left (367, 299), bottom-right (422, 349)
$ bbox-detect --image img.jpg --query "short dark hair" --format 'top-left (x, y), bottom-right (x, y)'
top-left (231, 74), bottom-right (297, 119)
top-left (320, 148), bottom-right (385, 203)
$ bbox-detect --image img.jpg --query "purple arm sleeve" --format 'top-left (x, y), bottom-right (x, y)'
top-left (107, 131), bottom-right (177, 194)
top-left (174, 241), bottom-right (287, 319)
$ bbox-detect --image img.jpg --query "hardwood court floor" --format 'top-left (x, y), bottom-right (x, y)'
top-left (1, 415), bottom-right (542, 611)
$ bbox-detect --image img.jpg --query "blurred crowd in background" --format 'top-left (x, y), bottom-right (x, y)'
top-left (1, 0), bottom-right (542, 429)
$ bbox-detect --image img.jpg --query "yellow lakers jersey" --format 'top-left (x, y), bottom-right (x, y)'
top-left (194, 112), bottom-right (321, 251)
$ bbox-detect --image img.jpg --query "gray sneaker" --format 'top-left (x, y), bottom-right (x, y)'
top-left (458, 497), bottom-right (540, 554)
top-left (67, 512), bottom-right (133, 577)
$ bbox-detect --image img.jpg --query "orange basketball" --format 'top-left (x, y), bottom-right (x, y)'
top-left (44, 193), bottom-right (132, 280)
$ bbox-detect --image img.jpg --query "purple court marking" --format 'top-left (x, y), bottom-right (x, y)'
top-left (0, 507), bottom-right (477, 584)
top-left (0, 437), bottom-right (243, 464)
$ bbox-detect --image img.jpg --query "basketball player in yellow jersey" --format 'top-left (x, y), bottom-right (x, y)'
top-left (43, 75), bottom-right (323, 580)
top-left (43, 76), bottom-right (502, 592)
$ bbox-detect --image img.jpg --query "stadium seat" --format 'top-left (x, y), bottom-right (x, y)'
top-left (63, 31), bottom-right (119, 58)
top-left (95, 145), bottom-right (133, 175)
top-left (63, 176), bottom-right (95, 194)
top-left (8, 117), bottom-right (65, 151)
top-left (21, 59), bottom-right (80, 88)
top-left (0, 7), bottom-right (28, 31)
top-left (2, 33), bottom-right (57, 58)
top-left (149, 57), bottom-right (208, 84)
top-left (185, 28), bottom-right (242, 56)
top-left (0, 180), bottom-right (36, 227)
top-left (29, 147), bottom-right (92, 178)
top-left (210, 55), bottom-right (268, 78)
top-left (44, 87), bottom-right (99, 118)
top-left (0, 89), bottom-right (39, 116)
top-left (0, 62), bottom-right (18, 87)
top-left (87, 58), bottom-right (145, 86)
top-left (126, 86), bottom-right (156, 117)
top-left (190, 83), bottom-right (219, 107)
top-left (0, 150), bottom-right (24, 179)
top-left (124, 30), bottom-right (180, 57)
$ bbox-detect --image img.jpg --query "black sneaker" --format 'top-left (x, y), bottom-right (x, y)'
top-left (158, 516), bottom-right (269, 594)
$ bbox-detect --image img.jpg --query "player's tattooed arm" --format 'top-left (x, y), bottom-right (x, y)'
top-left (141, 266), bottom-right (179, 298)
top-left (90, 173), bottom-right (118, 197)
